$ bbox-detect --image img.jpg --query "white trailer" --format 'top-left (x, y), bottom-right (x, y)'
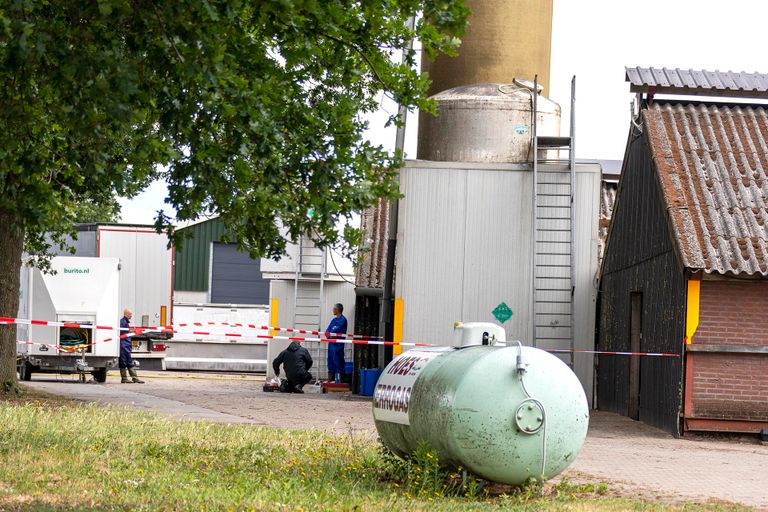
top-left (48, 223), bottom-right (174, 369)
top-left (17, 257), bottom-right (121, 382)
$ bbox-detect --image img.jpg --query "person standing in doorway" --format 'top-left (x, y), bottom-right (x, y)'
top-left (119, 308), bottom-right (144, 384)
top-left (325, 303), bottom-right (347, 382)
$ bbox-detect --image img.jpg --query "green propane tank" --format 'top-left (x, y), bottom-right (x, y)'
top-left (373, 324), bottom-right (589, 485)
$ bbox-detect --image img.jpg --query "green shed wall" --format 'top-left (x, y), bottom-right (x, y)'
top-left (174, 218), bottom-right (229, 291)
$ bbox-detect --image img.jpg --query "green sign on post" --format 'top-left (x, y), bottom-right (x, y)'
top-left (492, 302), bottom-right (513, 324)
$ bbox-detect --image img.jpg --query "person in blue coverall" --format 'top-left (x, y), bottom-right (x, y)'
top-left (119, 308), bottom-right (144, 384)
top-left (326, 303), bottom-right (348, 382)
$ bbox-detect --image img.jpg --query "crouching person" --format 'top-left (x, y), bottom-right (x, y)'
top-left (272, 341), bottom-right (313, 393)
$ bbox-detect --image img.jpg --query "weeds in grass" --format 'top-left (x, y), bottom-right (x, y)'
top-left (378, 442), bottom-right (454, 500)
top-left (552, 478), bottom-right (609, 497)
top-left (0, 396), bottom-right (745, 511)
top-left (378, 442), bottom-right (592, 505)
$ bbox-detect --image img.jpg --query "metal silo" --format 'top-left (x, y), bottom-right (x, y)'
top-left (394, 77), bottom-right (601, 404)
top-left (421, 0), bottom-right (553, 95)
top-left (418, 0), bottom-right (553, 157)
top-left (382, 1), bottom-right (601, 407)
top-left (416, 82), bottom-right (560, 163)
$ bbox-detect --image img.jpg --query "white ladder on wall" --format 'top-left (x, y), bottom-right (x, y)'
top-left (292, 234), bottom-right (327, 376)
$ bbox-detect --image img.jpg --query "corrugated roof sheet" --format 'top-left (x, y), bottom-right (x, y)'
top-left (645, 103), bottom-right (768, 275)
top-left (355, 199), bottom-right (390, 289)
top-left (599, 180), bottom-right (617, 266)
top-left (626, 67), bottom-right (768, 98)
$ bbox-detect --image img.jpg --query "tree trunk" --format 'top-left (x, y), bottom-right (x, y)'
top-left (0, 209), bottom-right (24, 388)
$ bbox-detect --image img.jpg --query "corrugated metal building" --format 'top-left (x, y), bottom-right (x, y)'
top-left (394, 160), bottom-right (602, 402)
top-left (355, 78), bottom-right (605, 403)
top-left (599, 68), bottom-right (768, 435)
top-left (174, 218), bottom-right (270, 305)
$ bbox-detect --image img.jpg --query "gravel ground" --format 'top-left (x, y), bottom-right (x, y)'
top-left (22, 371), bottom-right (768, 510)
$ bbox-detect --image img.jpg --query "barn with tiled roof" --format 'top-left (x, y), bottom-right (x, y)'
top-left (599, 68), bottom-right (768, 436)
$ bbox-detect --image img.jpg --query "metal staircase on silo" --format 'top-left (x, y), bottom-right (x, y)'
top-left (531, 76), bottom-right (576, 367)
top-left (292, 234), bottom-right (327, 377)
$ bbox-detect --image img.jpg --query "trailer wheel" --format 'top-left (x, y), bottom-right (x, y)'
top-left (18, 362), bottom-right (33, 381)
top-left (92, 367), bottom-right (108, 383)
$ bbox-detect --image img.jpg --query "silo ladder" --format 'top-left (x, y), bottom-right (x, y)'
top-left (531, 76), bottom-right (576, 369)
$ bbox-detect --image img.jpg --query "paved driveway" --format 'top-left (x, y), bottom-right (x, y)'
top-left (22, 373), bottom-right (768, 510)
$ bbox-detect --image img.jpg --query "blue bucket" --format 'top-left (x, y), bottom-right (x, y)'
top-left (344, 361), bottom-right (354, 374)
top-left (360, 368), bottom-right (383, 397)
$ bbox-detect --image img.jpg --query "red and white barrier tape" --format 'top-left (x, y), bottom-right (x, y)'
top-left (136, 322), bottom-right (382, 340)
top-left (5, 315), bottom-right (680, 356)
top-left (1, 316), bottom-right (381, 340)
top-left (14, 333), bottom-right (426, 351)
top-left (0, 316), bottom-right (123, 331)
top-left (133, 327), bottom-right (433, 347)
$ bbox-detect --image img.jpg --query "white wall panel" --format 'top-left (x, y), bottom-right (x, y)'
top-left (98, 228), bottom-right (172, 327)
top-left (462, 169), bottom-right (533, 343)
top-left (395, 160), bottom-right (601, 405)
top-left (397, 165), bottom-right (467, 346)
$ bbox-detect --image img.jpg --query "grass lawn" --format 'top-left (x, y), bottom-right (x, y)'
top-left (0, 388), bottom-right (751, 512)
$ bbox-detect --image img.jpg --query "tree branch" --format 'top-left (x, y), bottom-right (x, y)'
top-left (318, 31), bottom-right (390, 90)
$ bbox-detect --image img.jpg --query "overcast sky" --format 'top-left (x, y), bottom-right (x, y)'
top-left (119, 0), bottom-right (768, 224)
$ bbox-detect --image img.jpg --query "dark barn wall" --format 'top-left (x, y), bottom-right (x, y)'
top-left (598, 127), bottom-right (687, 435)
